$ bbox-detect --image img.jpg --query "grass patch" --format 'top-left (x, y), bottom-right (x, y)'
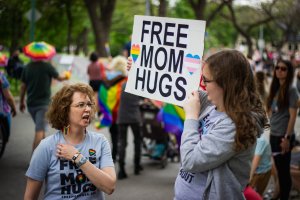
top-left (0, 68), bottom-right (20, 97)
top-left (8, 78), bottom-right (20, 97)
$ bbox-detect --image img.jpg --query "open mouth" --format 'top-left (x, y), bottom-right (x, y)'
top-left (82, 115), bottom-right (90, 121)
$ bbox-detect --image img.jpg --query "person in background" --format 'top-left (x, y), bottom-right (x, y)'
top-left (266, 59), bottom-right (298, 200)
top-left (6, 49), bottom-right (23, 79)
top-left (255, 71), bottom-right (268, 104)
top-left (24, 83), bottom-right (116, 200)
top-left (254, 70), bottom-right (280, 199)
top-left (116, 67), bottom-right (143, 179)
top-left (105, 56), bottom-right (127, 162)
top-left (19, 60), bottom-right (69, 152)
top-left (291, 54), bottom-right (300, 69)
top-left (87, 52), bottom-right (106, 117)
top-left (247, 54), bottom-right (256, 73)
top-left (0, 71), bottom-right (17, 157)
top-left (249, 132), bottom-right (272, 196)
top-left (122, 35), bottom-right (132, 58)
top-left (244, 184), bottom-right (263, 200)
top-left (175, 50), bottom-right (268, 199)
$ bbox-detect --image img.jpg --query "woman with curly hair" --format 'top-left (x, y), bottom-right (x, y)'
top-left (174, 49), bottom-right (269, 200)
top-left (24, 83), bottom-right (116, 200)
top-left (266, 59), bottom-right (298, 200)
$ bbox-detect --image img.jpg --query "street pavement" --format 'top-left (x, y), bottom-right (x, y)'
top-left (0, 108), bottom-right (179, 200)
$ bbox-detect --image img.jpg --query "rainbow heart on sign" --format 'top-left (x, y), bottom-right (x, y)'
top-left (131, 44), bottom-right (140, 63)
top-left (89, 149), bottom-right (96, 156)
top-left (184, 54), bottom-right (201, 75)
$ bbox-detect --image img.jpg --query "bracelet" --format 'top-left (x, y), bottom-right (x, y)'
top-left (76, 156), bottom-right (88, 168)
top-left (72, 152), bottom-right (81, 163)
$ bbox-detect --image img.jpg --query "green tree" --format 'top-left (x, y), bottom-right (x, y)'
top-left (0, 0), bottom-right (29, 54)
top-left (109, 0), bottom-right (149, 56)
top-left (170, 0), bottom-right (236, 50)
top-left (84, 0), bottom-right (117, 57)
top-left (32, 0), bottom-right (89, 54)
top-left (261, 0), bottom-right (300, 51)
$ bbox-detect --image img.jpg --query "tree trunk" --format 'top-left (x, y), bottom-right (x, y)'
top-left (84, 0), bottom-right (116, 57)
top-left (226, 2), bottom-right (255, 56)
top-left (82, 28), bottom-right (89, 56)
top-left (9, 8), bottom-right (23, 55)
top-left (188, 0), bottom-right (227, 28)
top-left (65, 0), bottom-right (73, 54)
top-left (245, 36), bottom-right (253, 57)
top-left (158, 0), bottom-right (168, 17)
top-left (75, 27), bottom-right (88, 55)
top-left (188, 0), bottom-right (206, 20)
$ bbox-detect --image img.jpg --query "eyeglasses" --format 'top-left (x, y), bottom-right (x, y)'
top-left (202, 75), bottom-right (214, 85)
top-left (275, 66), bottom-right (287, 72)
top-left (71, 102), bottom-right (94, 109)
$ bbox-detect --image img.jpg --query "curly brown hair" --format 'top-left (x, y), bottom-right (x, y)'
top-left (46, 83), bottom-right (96, 130)
top-left (206, 49), bottom-right (269, 151)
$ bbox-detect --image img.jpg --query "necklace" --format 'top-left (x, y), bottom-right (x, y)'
top-left (63, 132), bottom-right (86, 146)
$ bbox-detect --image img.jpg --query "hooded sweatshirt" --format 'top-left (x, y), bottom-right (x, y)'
top-left (174, 90), bottom-right (257, 200)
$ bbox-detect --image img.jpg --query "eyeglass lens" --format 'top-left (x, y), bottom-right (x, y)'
top-left (74, 102), bottom-right (94, 108)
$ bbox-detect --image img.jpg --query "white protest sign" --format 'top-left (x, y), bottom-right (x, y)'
top-left (125, 15), bottom-right (206, 106)
top-left (59, 55), bottom-right (74, 65)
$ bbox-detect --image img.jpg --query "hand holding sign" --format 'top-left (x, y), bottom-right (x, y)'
top-left (126, 15), bottom-right (206, 106)
top-left (183, 90), bottom-right (200, 120)
top-left (127, 57), bottom-right (133, 71)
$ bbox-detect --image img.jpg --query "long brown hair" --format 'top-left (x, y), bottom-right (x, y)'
top-left (266, 59), bottom-right (294, 111)
top-left (206, 49), bottom-right (268, 151)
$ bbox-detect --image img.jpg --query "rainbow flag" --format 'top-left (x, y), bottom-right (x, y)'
top-left (95, 80), bottom-right (125, 129)
top-left (156, 104), bottom-right (185, 138)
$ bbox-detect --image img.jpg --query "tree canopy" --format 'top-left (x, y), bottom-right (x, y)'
top-left (0, 0), bottom-right (298, 57)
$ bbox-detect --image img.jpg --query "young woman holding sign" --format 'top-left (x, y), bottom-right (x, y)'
top-left (174, 50), bottom-right (268, 200)
top-left (127, 49), bottom-right (268, 199)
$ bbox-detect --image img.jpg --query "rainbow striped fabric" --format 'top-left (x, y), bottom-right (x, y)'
top-left (156, 103), bottom-right (185, 138)
top-left (94, 80), bottom-right (125, 129)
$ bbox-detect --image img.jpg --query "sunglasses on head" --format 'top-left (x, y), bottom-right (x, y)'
top-left (275, 66), bottom-right (287, 72)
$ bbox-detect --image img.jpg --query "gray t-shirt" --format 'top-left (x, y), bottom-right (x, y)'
top-left (26, 131), bottom-right (114, 200)
top-left (174, 106), bottom-right (227, 200)
top-left (270, 86), bottom-right (298, 136)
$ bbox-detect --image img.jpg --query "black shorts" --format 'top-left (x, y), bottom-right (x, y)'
top-left (89, 80), bottom-right (102, 92)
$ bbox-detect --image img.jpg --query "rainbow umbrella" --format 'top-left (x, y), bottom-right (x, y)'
top-left (0, 52), bottom-right (8, 67)
top-left (23, 41), bottom-right (56, 61)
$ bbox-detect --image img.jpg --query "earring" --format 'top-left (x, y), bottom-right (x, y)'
top-left (62, 125), bottom-right (70, 135)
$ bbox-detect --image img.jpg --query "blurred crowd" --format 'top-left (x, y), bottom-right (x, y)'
top-left (246, 48), bottom-right (300, 200)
